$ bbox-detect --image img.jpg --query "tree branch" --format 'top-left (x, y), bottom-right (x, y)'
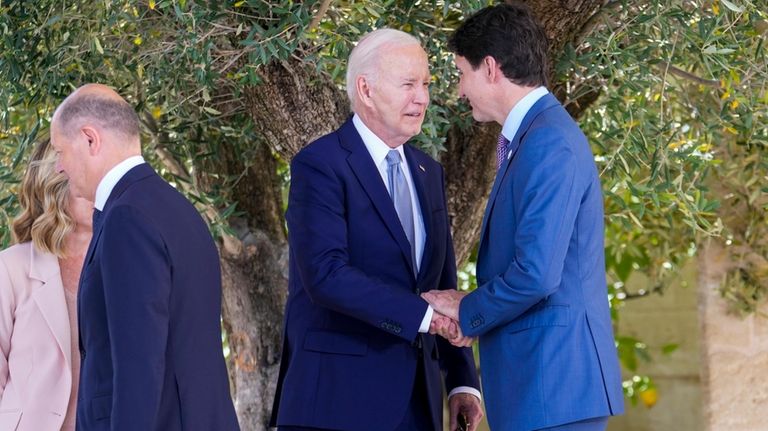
top-left (574, 0), bottom-right (623, 46)
top-left (663, 65), bottom-right (721, 87)
top-left (308, 0), bottom-right (332, 33)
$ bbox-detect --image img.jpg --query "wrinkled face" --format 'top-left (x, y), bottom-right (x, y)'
top-left (363, 44), bottom-right (431, 147)
top-left (50, 120), bottom-right (93, 200)
top-left (454, 55), bottom-right (493, 123)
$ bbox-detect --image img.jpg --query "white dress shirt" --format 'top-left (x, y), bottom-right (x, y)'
top-left (94, 155), bottom-right (146, 210)
top-left (501, 86), bottom-right (549, 153)
top-left (353, 115), bottom-right (481, 401)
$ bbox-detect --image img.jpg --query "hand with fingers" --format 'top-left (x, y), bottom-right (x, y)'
top-left (424, 291), bottom-right (476, 347)
top-left (449, 392), bottom-right (484, 431)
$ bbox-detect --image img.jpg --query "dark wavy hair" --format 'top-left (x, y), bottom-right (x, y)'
top-left (448, 2), bottom-right (549, 87)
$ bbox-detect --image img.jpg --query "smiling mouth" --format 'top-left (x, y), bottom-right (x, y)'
top-left (404, 112), bottom-right (423, 118)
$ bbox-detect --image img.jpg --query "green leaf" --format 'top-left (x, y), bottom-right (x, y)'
top-left (94, 37), bottom-right (104, 54)
top-left (720, 0), bottom-right (745, 13)
top-left (661, 344), bottom-right (679, 355)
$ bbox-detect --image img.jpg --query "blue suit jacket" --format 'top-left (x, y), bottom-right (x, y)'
top-left (459, 94), bottom-right (624, 430)
top-left (270, 118), bottom-right (480, 431)
top-left (76, 164), bottom-right (239, 431)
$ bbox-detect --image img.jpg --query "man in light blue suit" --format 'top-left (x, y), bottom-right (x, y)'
top-left (423, 3), bottom-right (624, 430)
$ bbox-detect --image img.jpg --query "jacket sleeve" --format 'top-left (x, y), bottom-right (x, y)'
top-left (287, 149), bottom-right (429, 342)
top-left (0, 254), bottom-right (15, 399)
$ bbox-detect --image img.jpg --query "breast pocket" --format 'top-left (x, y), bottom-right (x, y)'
top-left (303, 330), bottom-right (368, 356)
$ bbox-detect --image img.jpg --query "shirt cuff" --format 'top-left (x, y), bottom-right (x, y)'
top-left (448, 386), bottom-right (482, 401)
top-left (418, 306), bottom-right (434, 333)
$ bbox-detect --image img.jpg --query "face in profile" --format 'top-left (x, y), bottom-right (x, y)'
top-left (364, 43), bottom-right (431, 147)
top-left (454, 55), bottom-right (493, 123)
top-left (50, 120), bottom-right (91, 200)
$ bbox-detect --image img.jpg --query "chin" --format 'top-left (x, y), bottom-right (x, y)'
top-left (471, 111), bottom-right (492, 123)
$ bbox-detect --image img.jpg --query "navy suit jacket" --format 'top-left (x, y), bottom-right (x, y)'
top-left (270, 118), bottom-right (480, 431)
top-left (459, 94), bottom-right (624, 430)
top-left (76, 163), bottom-right (239, 431)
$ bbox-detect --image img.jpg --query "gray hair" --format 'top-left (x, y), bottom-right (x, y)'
top-left (345, 28), bottom-right (422, 110)
top-left (57, 95), bottom-right (140, 138)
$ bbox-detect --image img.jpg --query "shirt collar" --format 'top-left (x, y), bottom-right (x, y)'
top-left (94, 155), bottom-right (145, 210)
top-left (352, 114), bottom-right (406, 165)
top-left (501, 86), bottom-right (549, 142)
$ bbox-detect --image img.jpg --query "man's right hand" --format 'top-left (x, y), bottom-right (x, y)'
top-left (430, 312), bottom-right (475, 347)
top-left (429, 311), bottom-right (458, 339)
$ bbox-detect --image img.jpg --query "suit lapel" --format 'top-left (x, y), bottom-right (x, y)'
top-left (478, 94), bottom-right (560, 253)
top-left (28, 245), bottom-right (72, 368)
top-left (340, 120), bottom-right (416, 275)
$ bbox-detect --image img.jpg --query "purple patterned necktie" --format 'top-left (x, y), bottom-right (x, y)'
top-left (496, 134), bottom-right (510, 170)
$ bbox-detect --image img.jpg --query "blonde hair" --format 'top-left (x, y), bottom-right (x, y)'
top-left (11, 139), bottom-right (74, 257)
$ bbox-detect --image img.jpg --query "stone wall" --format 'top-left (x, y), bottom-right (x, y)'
top-left (607, 262), bottom-right (703, 431)
top-left (698, 242), bottom-right (768, 431)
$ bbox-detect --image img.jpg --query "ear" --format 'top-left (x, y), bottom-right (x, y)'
top-left (483, 56), bottom-right (501, 83)
top-left (356, 75), bottom-right (375, 108)
top-left (80, 126), bottom-right (102, 156)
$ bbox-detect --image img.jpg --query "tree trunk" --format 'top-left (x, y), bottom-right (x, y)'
top-left (196, 139), bottom-right (289, 429)
top-left (441, 121), bottom-right (499, 264)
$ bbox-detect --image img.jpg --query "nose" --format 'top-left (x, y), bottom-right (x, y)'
top-left (55, 159), bottom-right (64, 173)
top-left (415, 84), bottom-right (429, 106)
top-left (457, 79), bottom-right (466, 99)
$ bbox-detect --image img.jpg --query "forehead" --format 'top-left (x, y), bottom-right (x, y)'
top-left (49, 121), bottom-right (68, 149)
top-left (382, 44), bottom-right (428, 66)
top-left (454, 55), bottom-right (472, 70)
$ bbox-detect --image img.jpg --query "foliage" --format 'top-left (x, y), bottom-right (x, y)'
top-left (559, 0), bottom-right (767, 397)
top-left (1, 0), bottom-right (766, 410)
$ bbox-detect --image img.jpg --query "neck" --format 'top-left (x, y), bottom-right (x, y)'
top-left (62, 225), bottom-right (92, 258)
top-left (356, 111), bottom-right (405, 148)
top-left (496, 84), bottom-right (539, 125)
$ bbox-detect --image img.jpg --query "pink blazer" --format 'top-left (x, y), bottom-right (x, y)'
top-left (0, 242), bottom-right (73, 431)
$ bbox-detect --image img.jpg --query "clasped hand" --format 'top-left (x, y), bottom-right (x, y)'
top-left (422, 290), bottom-right (475, 348)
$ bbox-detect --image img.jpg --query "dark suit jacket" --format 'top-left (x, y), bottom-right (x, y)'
top-left (270, 118), bottom-right (480, 431)
top-left (76, 163), bottom-right (239, 431)
top-left (459, 94), bottom-right (624, 430)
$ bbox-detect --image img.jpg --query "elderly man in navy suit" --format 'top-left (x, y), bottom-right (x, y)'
top-left (270, 29), bottom-right (483, 431)
top-left (51, 84), bottom-right (239, 431)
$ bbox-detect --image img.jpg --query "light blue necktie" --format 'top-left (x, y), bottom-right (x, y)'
top-left (386, 150), bottom-right (417, 270)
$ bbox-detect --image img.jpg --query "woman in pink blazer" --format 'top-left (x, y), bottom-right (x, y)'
top-left (0, 139), bottom-right (92, 431)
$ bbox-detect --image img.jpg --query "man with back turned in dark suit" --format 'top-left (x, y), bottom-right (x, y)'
top-left (270, 29), bottom-right (483, 431)
top-left (50, 83), bottom-right (240, 430)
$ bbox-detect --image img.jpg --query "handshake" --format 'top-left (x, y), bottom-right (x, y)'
top-left (421, 290), bottom-right (476, 348)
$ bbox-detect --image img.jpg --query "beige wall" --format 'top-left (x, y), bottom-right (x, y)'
top-left (608, 262), bottom-right (703, 431)
top-left (698, 242), bottom-right (768, 431)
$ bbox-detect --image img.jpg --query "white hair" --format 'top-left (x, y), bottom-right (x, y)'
top-left (345, 28), bottom-right (422, 110)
